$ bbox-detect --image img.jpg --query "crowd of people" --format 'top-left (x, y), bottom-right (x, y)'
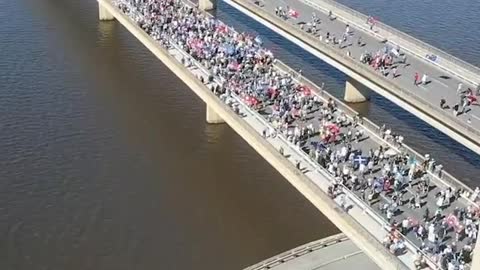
top-left (114, 0), bottom-right (479, 268)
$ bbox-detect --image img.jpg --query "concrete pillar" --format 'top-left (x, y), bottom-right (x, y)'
top-left (198, 0), bottom-right (216, 11)
top-left (344, 77), bottom-right (370, 103)
top-left (99, 2), bottom-right (115, 21)
top-left (206, 104), bottom-right (224, 124)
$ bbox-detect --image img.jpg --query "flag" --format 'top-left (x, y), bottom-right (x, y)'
top-left (254, 36), bottom-right (263, 45)
top-left (354, 155), bottom-right (368, 165)
top-left (288, 9), bottom-right (299, 19)
top-left (446, 214), bottom-right (459, 228)
top-left (302, 86), bottom-right (311, 96)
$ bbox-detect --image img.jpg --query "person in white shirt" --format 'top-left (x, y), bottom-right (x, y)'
top-left (422, 74), bottom-right (428, 85)
top-left (457, 82), bottom-right (463, 94)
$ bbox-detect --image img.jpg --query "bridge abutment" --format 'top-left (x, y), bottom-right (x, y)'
top-left (344, 77), bottom-right (370, 103)
top-left (99, 2), bottom-right (115, 21)
top-left (206, 104), bottom-right (225, 124)
top-left (198, 0), bottom-right (216, 11)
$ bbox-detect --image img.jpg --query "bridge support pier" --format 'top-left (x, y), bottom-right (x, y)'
top-left (206, 104), bottom-right (224, 124)
top-left (99, 2), bottom-right (115, 21)
top-left (344, 77), bottom-right (370, 103)
top-left (198, 0), bottom-right (216, 11)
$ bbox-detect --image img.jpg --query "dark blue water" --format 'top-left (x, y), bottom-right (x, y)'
top-left (216, 0), bottom-right (480, 186)
top-left (337, 0), bottom-right (480, 67)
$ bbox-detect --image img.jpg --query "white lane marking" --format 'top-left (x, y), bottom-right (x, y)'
top-left (417, 84), bottom-right (428, 91)
top-left (471, 115), bottom-right (480, 122)
top-left (431, 78), bottom-right (450, 88)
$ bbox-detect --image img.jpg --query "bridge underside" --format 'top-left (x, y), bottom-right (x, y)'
top-left (99, 2), bottom-right (114, 21)
top-left (206, 104), bottom-right (225, 124)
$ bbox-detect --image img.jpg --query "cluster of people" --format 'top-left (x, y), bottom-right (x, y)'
top-left (114, 0), bottom-right (479, 269)
top-left (440, 83), bottom-right (480, 117)
top-left (359, 43), bottom-right (405, 77)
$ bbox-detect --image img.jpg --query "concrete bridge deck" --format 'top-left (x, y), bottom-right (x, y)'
top-left (226, 0), bottom-right (480, 156)
top-left (243, 233), bottom-right (380, 270)
top-left (97, 0), bottom-right (478, 268)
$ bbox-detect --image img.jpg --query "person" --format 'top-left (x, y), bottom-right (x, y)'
top-left (453, 104), bottom-right (459, 116)
top-left (391, 67), bottom-right (397, 78)
top-left (421, 74), bottom-right (428, 85)
top-left (423, 207), bottom-right (430, 222)
top-left (414, 251), bottom-right (426, 269)
top-left (471, 187), bottom-right (480, 202)
top-left (402, 55), bottom-right (407, 67)
top-left (440, 98), bottom-right (446, 109)
top-left (414, 72), bottom-right (419, 85)
top-left (457, 83), bottom-right (463, 94)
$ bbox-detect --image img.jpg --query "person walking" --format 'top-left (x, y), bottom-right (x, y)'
top-left (402, 55), bottom-right (407, 67)
top-left (414, 72), bottom-right (419, 85)
top-left (457, 83), bottom-right (463, 94)
top-left (440, 98), bottom-right (446, 109)
top-left (421, 74), bottom-right (428, 85)
top-left (391, 67), bottom-right (397, 78)
top-left (453, 104), bottom-right (459, 116)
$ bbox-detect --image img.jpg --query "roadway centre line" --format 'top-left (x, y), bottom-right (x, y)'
top-left (417, 84), bottom-right (429, 91)
top-left (471, 115), bottom-right (480, 122)
top-left (431, 77), bottom-right (450, 88)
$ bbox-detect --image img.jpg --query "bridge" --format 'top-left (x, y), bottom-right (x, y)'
top-left (96, 0), bottom-right (480, 269)
top-left (219, 0), bottom-right (480, 157)
top-left (243, 233), bottom-right (380, 270)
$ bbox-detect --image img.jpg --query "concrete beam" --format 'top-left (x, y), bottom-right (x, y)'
top-left (99, 2), bottom-right (115, 21)
top-left (198, 0), bottom-right (216, 11)
top-left (206, 104), bottom-right (225, 124)
top-left (344, 77), bottom-right (370, 103)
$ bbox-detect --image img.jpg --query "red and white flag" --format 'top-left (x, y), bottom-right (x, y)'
top-left (446, 214), bottom-right (459, 228)
top-left (288, 9), bottom-right (300, 19)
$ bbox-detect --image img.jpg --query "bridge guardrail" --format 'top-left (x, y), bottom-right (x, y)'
top-left (299, 0), bottom-right (480, 85)
top-left (244, 233), bottom-right (349, 270)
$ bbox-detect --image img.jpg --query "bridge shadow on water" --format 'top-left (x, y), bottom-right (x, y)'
top-left (216, 0), bottom-right (480, 185)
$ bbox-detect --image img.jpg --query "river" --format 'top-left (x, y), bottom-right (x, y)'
top-left (0, 0), bottom-right (478, 269)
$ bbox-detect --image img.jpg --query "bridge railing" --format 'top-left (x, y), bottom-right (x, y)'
top-left (298, 0), bottom-right (480, 85)
top-left (230, 0), bottom-right (480, 157)
top-left (244, 233), bottom-right (350, 270)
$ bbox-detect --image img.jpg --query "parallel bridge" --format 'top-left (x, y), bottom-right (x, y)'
top-left (225, 0), bottom-right (480, 156)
